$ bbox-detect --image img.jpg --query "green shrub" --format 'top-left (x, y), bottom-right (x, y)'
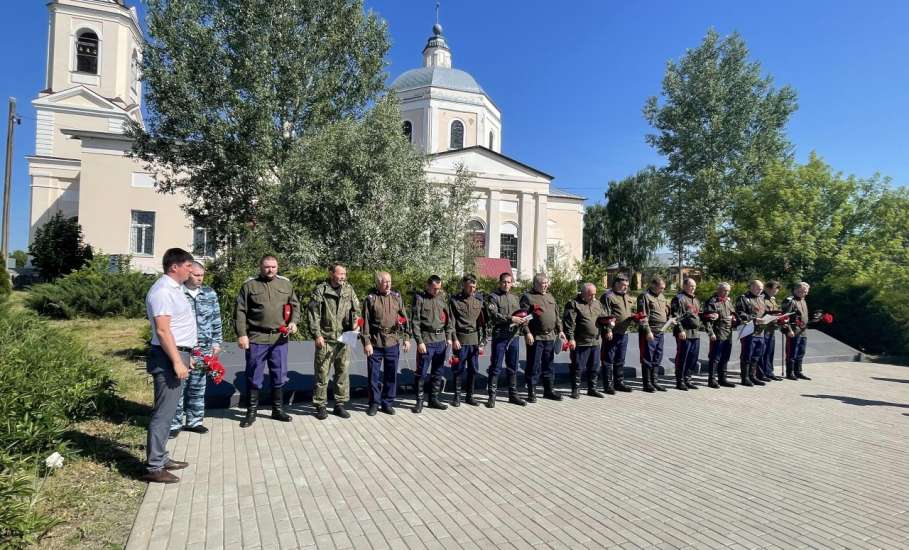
top-left (0, 453), bottom-right (60, 548)
top-left (0, 270), bottom-right (10, 302)
top-left (25, 257), bottom-right (154, 319)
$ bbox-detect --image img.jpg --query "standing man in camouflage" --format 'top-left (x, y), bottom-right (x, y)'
top-left (637, 276), bottom-right (669, 393)
top-left (781, 282), bottom-right (814, 381)
top-left (170, 261), bottom-right (222, 438)
top-left (485, 272), bottom-right (528, 408)
top-left (362, 272), bottom-right (411, 416)
top-left (703, 282), bottom-right (734, 388)
top-left (411, 275), bottom-right (453, 413)
top-left (521, 273), bottom-right (566, 401)
top-left (308, 263), bottom-right (361, 420)
top-left (235, 255), bottom-right (300, 428)
top-left (671, 277), bottom-right (704, 391)
top-left (600, 274), bottom-right (636, 394)
top-left (760, 280), bottom-right (785, 381)
top-left (563, 282), bottom-right (607, 399)
top-left (735, 280), bottom-right (769, 387)
top-left (449, 273), bottom-right (486, 407)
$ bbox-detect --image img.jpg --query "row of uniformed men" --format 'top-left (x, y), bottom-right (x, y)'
top-left (233, 256), bottom-right (818, 426)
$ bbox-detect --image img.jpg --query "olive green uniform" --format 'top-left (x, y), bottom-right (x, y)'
top-left (308, 281), bottom-right (361, 406)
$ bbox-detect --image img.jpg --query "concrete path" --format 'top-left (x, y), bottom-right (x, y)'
top-left (126, 362), bottom-right (908, 550)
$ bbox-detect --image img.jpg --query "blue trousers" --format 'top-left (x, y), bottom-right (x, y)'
top-left (525, 339), bottom-right (555, 386)
top-left (415, 341), bottom-right (447, 386)
top-left (786, 335), bottom-right (807, 371)
top-left (639, 332), bottom-right (664, 373)
top-left (367, 345), bottom-right (399, 407)
top-left (740, 334), bottom-right (765, 367)
top-left (674, 335), bottom-right (700, 383)
top-left (573, 345), bottom-right (599, 382)
top-left (488, 336), bottom-right (520, 379)
top-left (708, 338), bottom-right (732, 375)
top-left (602, 333), bottom-right (628, 370)
top-left (245, 341), bottom-right (288, 390)
top-left (171, 367), bottom-right (207, 430)
top-left (453, 344), bottom-right (479, 377)
top-left (761, 333), bottom-right (777, 377)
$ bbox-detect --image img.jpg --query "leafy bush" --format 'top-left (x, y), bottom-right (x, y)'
top-left (0, 270), bottom-right (10, 302)
top-left (28, 211), bottom-right (93, 281)
top-left (25, 257), bottom-right (154, 319)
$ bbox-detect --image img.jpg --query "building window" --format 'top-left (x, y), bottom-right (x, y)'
top-left (130, 210), bottom-right (155, 256)
top-left (450, 120), bottom-right (464, 150)
top-left (467, 219), bottom-right (486, 253)
top-left (546, 245), bottom-right (557, 267)
top-left (76, 30), bottom-right (99, 74)
top-left (489, 131), bottom-right (494, 149)
top-left (500, 234), bottom-right (518, 268)
top-left (193, 227), bottom-right (216, 258)
top-left (402, 120), bottom-right (412, 143)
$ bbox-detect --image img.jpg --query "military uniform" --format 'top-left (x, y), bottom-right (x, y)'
top-left (563, 294), bottom-right (607, 399)
top-left (485, 288), bottom-right (527, 407)
top-left (235, 275), bottom-right (300, 425)
top-left (760, 292), bottom-right (783, 380)
top-left (520, 289), bottom-right (564, 401)
top-left (362, 289), bottom-right (410, 414)
top-left (637, 289), bottom-right (670, 392)
top-left (308, 281), bottom-right (360, 416)
top-left (171, 285), bottom-right (222, 433)
top-left (449, 291), bottom-right (487, 406)
top-left (780, 294), bottom-right (812, 380)
top-left (671, 291), bottom-right (703, 390)
top-left (600, 289), bottom-right (637, 393)
top-left (703, 294), bottom-right (736, 388)
top-left (735, 291), bottom-right (767, 386)
top-left (411, 289), bottom-right (453, 412)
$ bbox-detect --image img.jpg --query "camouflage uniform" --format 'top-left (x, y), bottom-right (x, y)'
top-left (171, 285), bottom-right (222, 432)
top-left (308, 281), bottom-right (360, 409)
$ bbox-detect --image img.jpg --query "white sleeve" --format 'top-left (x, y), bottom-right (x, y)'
top-left (148, 288), bottom-right (174, 318)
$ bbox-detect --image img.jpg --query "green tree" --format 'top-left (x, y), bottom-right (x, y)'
top-left (602, 167), bottom-right (664, 276)
top-left (131, 0), bottom-right (389, 252)
top-left (28, 212), bottom-right (93, 281)
top-left (644, 29), bottom-right (798, 282)
top-left (10, 250), bottom-right (28, 269)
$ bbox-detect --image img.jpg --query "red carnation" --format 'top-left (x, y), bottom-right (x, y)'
top-left (283, 303), bottom-right (292, 323)
top-left (449, 356), bottom-right (460, 366)
top-left (776, 318), bottom-right (788, 326)
top-left (796, 319), bottom-right (805, 328)
top-left (633, 311), bottom-right (647, 322)
top-left (356, 317), bottom-right (365, 329)
top-left (398, 315), bottom-right (407, 326)
top-left (440, 310), bottom-right (447, 323)
top-left (822, 313), bottom-right (834, 324)
top-left (192, 348), bottom-right (202, 357)
top-left (278, 325), bottom-right (289, 335)
top-left (561, 341), bottom-right (570, 352)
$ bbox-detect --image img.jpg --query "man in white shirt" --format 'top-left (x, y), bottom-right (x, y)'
top-left (143, 248), bottom-right (196, 483)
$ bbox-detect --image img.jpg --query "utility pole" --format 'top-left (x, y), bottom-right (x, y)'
top-left (1, 97), bottom-right (18, 268)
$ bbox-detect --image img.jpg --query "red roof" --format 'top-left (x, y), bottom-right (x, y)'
top-left (474, 257), bottom-right (513, 279)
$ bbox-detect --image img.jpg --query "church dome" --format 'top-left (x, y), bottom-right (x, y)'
top-left (390, 66), bottom-right (485, 94)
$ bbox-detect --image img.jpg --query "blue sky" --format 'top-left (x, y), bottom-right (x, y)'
top-left (2, 0), bottom-right (907, 252)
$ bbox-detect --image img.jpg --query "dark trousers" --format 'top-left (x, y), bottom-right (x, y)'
top-left (602, 333), bottom-right (628, 370)
top-left (488, 336), bottom-right (520, 379)
top-left (574, 344), bottom-right (599, 382)
top-left (740, 334), bottom-right (765, 366)
top-left (639, 332), bottom-right (664, 373)
top-left (415, 340), bottom-right (447, 385)
top-left (146, 346), bottom-right (188, 472)
top-left (525, 339), bottom-right (556, 386)
top-left (453, 344), bottom-right (479, 377)
top-left (761, 333), bottom-right (776, 377)
top-left (785, 335), bottom-right (807, 370)
top-left (367, 345), bottom-right (400, 407)
top-left (708, 338), bottom-right (732, 374)
top-left (245, 341), bottom-right (289, 390)
top-left (674, 335), bottom-right (700, 383)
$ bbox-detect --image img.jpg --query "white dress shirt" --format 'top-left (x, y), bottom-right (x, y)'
top-left (146, 274), bottom-right (197, 348)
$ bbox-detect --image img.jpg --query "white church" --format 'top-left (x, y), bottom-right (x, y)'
top-left (27, 0), bottom-right (585, 277)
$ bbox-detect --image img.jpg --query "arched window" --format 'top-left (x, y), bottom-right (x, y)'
top-left (449, 120), bottom-right (464, 150)
top-left (402, 120), bottom-right (413, 143)
top-left (489, 131), bottom-right (494, 149)
top-left (467, 219), bottom-right (486, 253)
top-left (76, 30), bottom-right (99, 74)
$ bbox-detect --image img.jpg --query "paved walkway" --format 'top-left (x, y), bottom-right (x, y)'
top-left (126, 362), bottom-right (908, 550)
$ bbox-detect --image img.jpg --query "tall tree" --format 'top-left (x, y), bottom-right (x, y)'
top-left (28, 212), bottom-right (93, 281)
top-left (131, 0), bottom-right (389, 250)
top-left (644, 29), bottom-right (798, 282)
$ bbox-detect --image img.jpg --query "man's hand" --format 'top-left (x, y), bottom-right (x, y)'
top-left (364, 343), bottom-right (374, 356)
top-left (709, 334), bottom-right (717, 342)
top-left (402, 340), bottom-right (411, 353)
top-left (706, 312), bottom-right (719, 321)
top-left (314, 335), bottom-right (326, 349)
top-left (238, 335), bottom-right (250, 350)
top-left (212, 344), bottom-right (221, 356)
top-left (678, 332), bottom-right (687, 341)
top-left (510, 315), bottom-right (527, 325)
top-left (417, 342), bottom-right (427, 354)
top-left (604, 331), bottom-right (613, 342)
top-left (525, 334), bottom-right (535, 346)
top-left (558, 332), bottom-right (566, 343)
top-left (445, 339), bottom-right (452, 349)
top-left (646, 332), bottom-right (654, 342)
top-left (569, 340), bottom-right (577, 350)
top-left (174, 361), bottom-right (190, 380)
top-left (452, 340), bottom-right (462, 351)
top-left (287, 322), bottom-right (298, 334)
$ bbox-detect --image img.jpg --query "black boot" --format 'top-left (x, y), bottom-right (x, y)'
top-left (314, 404), bottom-right (328, 420)
top-left (507, 372), bottom-right (526, 406)
top-left (240, 389), bottom-right (258, 428)
top-left (587, 376), bottom-right (605, 398)
top-left (463, 371), bottom-right (479, 406)
top-left (642, 365), bottom-right (655, 393)
top-left (785, 362), bottom-right (797, 380)
top-left (749, 363), bottom-right (766, 386)
top-left (795, 361), bottom-right (811, 380)
top-left (412, 379), bottom-right (424, 414)
top-left (451, 374), bottom-right (461, 407)
top-left (708, 361), bottom-right (719, 388)
top-left (601, 363), bottom-right (616, 395)
top-left (486, 376), bottom-right (497, 408)
top-left (569, 367), bottom-right (581, 399)
top-left (526, 381), bottom-right (537, 403)
top-left (271, 387), bottom-right (292, 422)
top-left (542, 379), bottom-right (563, 400)
top-left (740, 363), bottom-right (754, 386)
top-left (718, 363), bottom-right (735, 387)
top-left (614, 363), bottom-right (633, 392)
top-left (428, 378), bottom-right (448, 410)
top-left (675, 368), bottom-right (687, 391)
top-left (651, 366), bottom-right (666, 391)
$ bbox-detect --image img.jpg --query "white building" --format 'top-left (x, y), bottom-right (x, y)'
top-left (26, 1), bottom-right (584, 276)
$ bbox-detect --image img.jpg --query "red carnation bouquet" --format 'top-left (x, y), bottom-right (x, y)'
top-left (440, 310), bottom-right (447, 323)
top-left (191, 348), bottom-right (225, 384)
top-left (356, 317), bottom-right (365, 330)
top-left (596, 315), bottom-right (617, 328)
top-left (812, 310), bottom-right (834, 325)
top-left (397, 315), bottom-right (407, 330)
top-left (278, 304), bottom-right (292, 336)
top-left (561, 340), bottom-right (571, 352)
top-left (633, 311), bottom-right (647, 323)
top-left (449, 356), bottom-right (460, 366)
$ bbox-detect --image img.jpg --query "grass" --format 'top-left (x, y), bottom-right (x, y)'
top-left (14, 287), bottom-right (155, 549)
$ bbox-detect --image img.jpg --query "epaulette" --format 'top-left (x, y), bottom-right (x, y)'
top-left (276, 275), bottom-right (290, 281)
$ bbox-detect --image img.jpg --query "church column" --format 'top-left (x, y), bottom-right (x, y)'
top-left (486, 189), bottom-right (500, 258)
top-left (518, 191), bottom-right (535, 279)
top-left (534, 193), bottom-right (548, 272)
top-left (427, 105), bottom-right (436, 154)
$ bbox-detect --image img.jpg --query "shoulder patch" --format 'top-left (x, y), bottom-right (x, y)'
top-left (276, 275), bottom-right (290, 281)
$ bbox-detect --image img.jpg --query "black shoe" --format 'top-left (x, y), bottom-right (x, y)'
top-left (708, 379), bottom-right (719, 389)
top-left (675, 382), bottom-right (688, 390)
top-left (464, 393), bottom-right (480, 406)
top-left (526, 386), bottom-right (537, 403)
top-left (315, 405), bottom-right (328, 420)
top-left (485, 391), bottom-right (496, 408)
top-left (184, 424), bottom-right (208, 434)
top-left (751, 378), bottom-right (766, 386)
top-left (380, 404), bottom-right (396, 415)
top-left (428, 396), bottom-right (448, 410)
top-left (241, 389), bottom-right (259, 428)
top-left (643, 385), bottom-right (655, 393)
top-left (587, 387), bottom-right (605, 398)
top-left (614, 382), bottom-right (633, 393)
top-left (786, 374), bottom-right (798, 380)
top-left (508, 390), bottom-right (527, 406)
top-left (570, 386), bottom-right (581, 399)
top-left (770, 375), bottom-right (783, 381)
top-left (333, 404), bottom-right (350, 419)
top-left (654, 382), bottom-right (667, 392)
top-left (168, 429), bottom-right (181, 439)
top-left (542, 380), bottom-right (563, 401)
top-left (719, 379), bottom-right (736, 388)
top-left (366, 404), bottom-right (379, 416)
top-left (451, 391), bottom-right (461, 407)
top-left (796, 373), bottom-right (811, 380)
top-left (271, 388), bottom-right (292, 422)
top-left (685, 381), bottom-right (699, 389)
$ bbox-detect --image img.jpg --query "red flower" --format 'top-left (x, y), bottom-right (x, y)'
top-left (440, 310), bottom-right (447, 323)
top-left (278, 325), bottom-right (289, 335)
top-left (822, 313), bottom-right (834, 324)
top-left (449, 356), bottom-right (460, 366)
top-left (796, 319), bottom-right (805, 328)
top-left (633, 311), bottom-right (647, 322)
top-left (397, 315), bottom-right (407, 326)
top-left (356, 317), bottom-right (365, 329)
top-left (512, 309), bottom-right (529, 319)
top-left (192, 348), bottom-right (202, 357)
top-left (561, 341), bottom-right (570, 352)
top-left (776, 318), bottom-right (788, 326)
